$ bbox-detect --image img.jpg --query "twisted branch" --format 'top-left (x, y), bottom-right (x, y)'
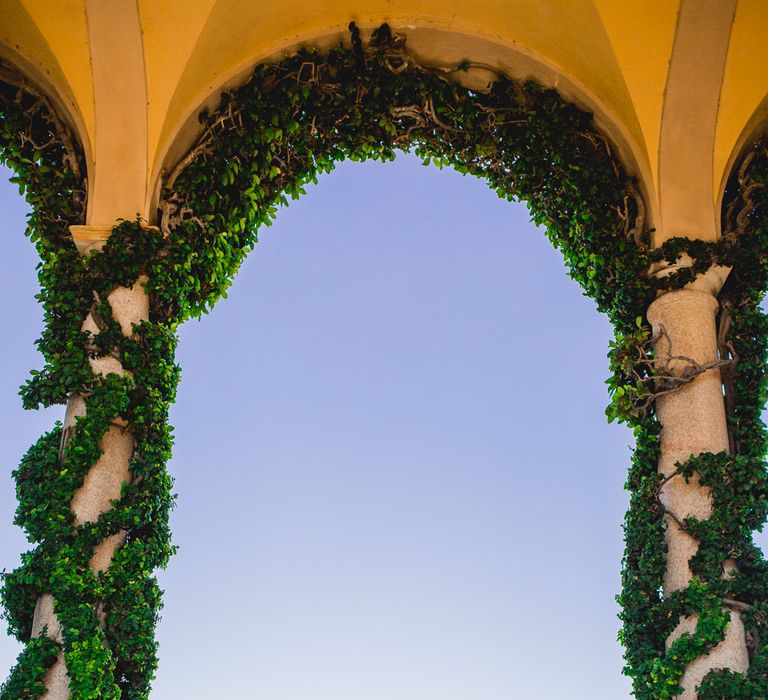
top-left (724, 146), bottom-right (767, 237)
top-left (620, 325), bottom-right (737, 417)
top-left (0, 63), bottom-right (82, 182)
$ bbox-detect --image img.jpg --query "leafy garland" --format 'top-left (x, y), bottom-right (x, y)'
top-left (0, 24), bottom-right (766, 699)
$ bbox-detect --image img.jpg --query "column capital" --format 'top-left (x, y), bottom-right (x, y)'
top-left (69, 223), bottom-right (160, 255)
top-left (69, 224), bottom-right (111, 254)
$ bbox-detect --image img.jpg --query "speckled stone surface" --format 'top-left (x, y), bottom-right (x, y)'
top-left (30, 595), bottom-right (69, 700)
top-left (70, 424), bottom-right (133, 524)
top-left (648, 287), bottom-right (747, 697)
top-left (107, 276), bottom-right (148, 336)
top-left (667, 611), bottom-right (749, 699)
top-left (30, 282), bottom-right (149, 698)
top-left (31, 594), bottom-right (62, 642)
top-left (40, 656), bottom-right (70, 699)
top-left (648, 289), bottom-right (727, 592)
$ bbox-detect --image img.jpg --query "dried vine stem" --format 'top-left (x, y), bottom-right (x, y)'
top-left (160, 24), bottom-right (644, 245)
top-left (0, 62), bottom-right (82, 183)
top-left (159, 98), bottom-right (245, 234)
top-left (724, 145), bottom-right (767, 237)
top-left (717, 300), bottom-right (738, 454)
top-left (0, 61), bottom-right (86, 224)
top-left (624, 181), bottom-right (647, 248)
top-left (621, 324), bottom-right (737, 417)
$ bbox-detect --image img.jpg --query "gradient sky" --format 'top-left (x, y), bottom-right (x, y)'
top-left (1, 153), bottom-right (764, 699)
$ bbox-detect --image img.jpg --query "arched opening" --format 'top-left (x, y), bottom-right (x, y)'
top-left (0, 146), bottom-right (636, 696)
top-left (151, 152), bottom-right (634, 698)
top-left (0, 26), bottom-right (650, 699)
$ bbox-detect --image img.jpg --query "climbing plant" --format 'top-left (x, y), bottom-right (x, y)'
top-left (0, 23), bottom-right (766, 699)
top-left (614, 140), bottom-right (768, 699)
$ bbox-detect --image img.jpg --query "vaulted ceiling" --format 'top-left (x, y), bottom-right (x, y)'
top-left (1, 0), bottom-right (767, 244)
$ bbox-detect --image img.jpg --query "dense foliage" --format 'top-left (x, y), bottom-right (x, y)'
top-left (0, 24), bottom-right (767, 698)
top-left (0, 69), bottom-right (177, 699)
top-left (614, 143), bottom-right (768, 698)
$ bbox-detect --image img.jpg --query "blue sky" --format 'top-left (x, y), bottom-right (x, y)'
top-left (0, 151), bottom-right (715, 698)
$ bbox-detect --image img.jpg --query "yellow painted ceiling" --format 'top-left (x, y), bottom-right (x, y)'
top-left (1, 0), bottom-right (767, 239)
top-left (716, 0), bottom-right (768, 202)
top-left (592, 0), bottom-right (680, 200)
top-left (1, 0), bottom-right (92, 149)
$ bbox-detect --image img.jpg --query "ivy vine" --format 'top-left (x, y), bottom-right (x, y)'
top-left (0, 23), bottom-right (767, 699)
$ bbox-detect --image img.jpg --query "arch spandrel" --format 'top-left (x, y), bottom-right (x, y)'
top-left (148, 0), bottom-right (650, 206)
top-left (138, 0), bottom-right (218, 184)
top-left (0, 0), bottom-right (93, 165)
top-left (592, 0), bottom-right (681, 210)
top-left (15, 0), bottom-right (93, 137)
top-left (715, 0), bottom-right (768, 212)
top-left (152, 25), bottom-right (655, 229)
top-left (3, 0), bottom-right (658, 227)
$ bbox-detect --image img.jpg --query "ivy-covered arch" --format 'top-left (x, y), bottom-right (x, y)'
top-left (0, 24), bottom-right (767, 699)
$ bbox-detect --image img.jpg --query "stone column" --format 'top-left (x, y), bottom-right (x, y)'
top-left (30, 227), bottom-right (148, 698)
top-left (647, 269), bottom-right (749, 698)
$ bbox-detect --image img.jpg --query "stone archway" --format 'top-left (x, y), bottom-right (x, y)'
top-left (1, 23), bottom-right (767, 700)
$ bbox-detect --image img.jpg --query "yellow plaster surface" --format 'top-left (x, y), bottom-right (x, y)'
top-left (0, 0), bottom-right (92, 145)
top-left (17, 0), bottom-right (93, 143)
top-left (656, 0), bottom-right (736, 243)
top-left (84, 0), bottom-right (148, 226)
top-left (592, 0), bottom-right (679, 200)
top-left (138, 0), bottom-right (218, 186)
top-left (715, 0), bottom-right (768, 205)
top-left (2, 0), bottom-right (768, 239)
top-left (153, 0), bottom-right (640, 183)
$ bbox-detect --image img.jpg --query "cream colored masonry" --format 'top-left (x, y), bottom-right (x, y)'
top-left (29, 243), bottom-right (149, 699)
top-left (647, 265), bottom-right (749, 700)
